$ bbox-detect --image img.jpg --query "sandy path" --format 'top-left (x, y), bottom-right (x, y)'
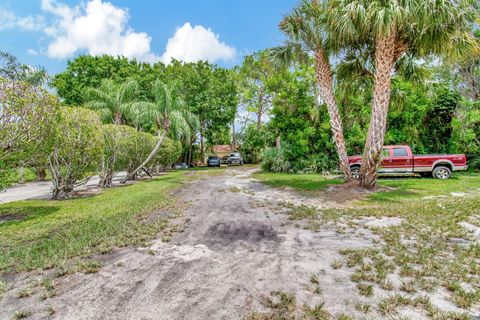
top-left (1, 167), bottom-right (376, 320)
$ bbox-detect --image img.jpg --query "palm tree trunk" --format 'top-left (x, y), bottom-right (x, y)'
top-left (122, 130), bottom-right (167, 183)
top-left (314, 51), bottom-right (352, 181)
top-left (359, 32), bottom-right (398, 189)
top-left (114, 111), bottom-right (122, 125)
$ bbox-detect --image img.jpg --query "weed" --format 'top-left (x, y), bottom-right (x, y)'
top-left (310, 273), bottom-right (320, 285)
top-left (330, 260), bottom-right (342, 270)
top-left (357, 283), bottom-right (373, 297)
top-left (355, 302), bottom-right (371, 313)
top-left (16, 288), bottom-right (33, 298)
top-left (76, 260), bottom-right (102, 274)
top-left (12, 310), bottom-right (32, 319)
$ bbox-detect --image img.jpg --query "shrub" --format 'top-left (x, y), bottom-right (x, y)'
top-left (154, 137), bottom-right (182, 170)
top-left (0, 79), bottom-right (59, 187)
top-left (125, 131), bottom-right (156, 180)
top-left (99, 124), bottom-right (140, 187)
top-left (49, 107), bottom-right (103, 199)
top-left (261, 147), bottom-right (291, 173)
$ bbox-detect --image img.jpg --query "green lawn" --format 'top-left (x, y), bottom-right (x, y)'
top-left (255, 171), bottom-right (480, 203)
top-left (0, 171), bottom-right (193, 275)
top-left (253, 172), bottom-right (343, 191)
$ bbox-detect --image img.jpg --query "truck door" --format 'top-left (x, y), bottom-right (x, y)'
top-left (378, 148), bottom-right (392, 173)
top-left (390, 147), bottom-right (413, 172)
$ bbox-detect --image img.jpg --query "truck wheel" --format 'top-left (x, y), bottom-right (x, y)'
top-left (433, 166), bottom-right (451, 179)
top-left (350, 166), bottom-right (361, 179)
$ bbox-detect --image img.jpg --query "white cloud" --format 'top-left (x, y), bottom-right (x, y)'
top-left (27, 48), bottom-right (39, 56)
top-left (161, 22), bottom-right (236, 64)
top-left (0, 8), bottom-right (45, 31)
top-left (40, 0), bottom-right (159, 61)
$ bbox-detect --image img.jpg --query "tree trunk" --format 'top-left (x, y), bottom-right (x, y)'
top-left (314, 51), bottom-right (352, 181)
top-left (18, 162), bottom-right (25, 184)
top-left (122, 129), bottom-right (167, 183)
top-left (113, 111), bottom-right (122, 125)
top-left (36, 167), bottom-right (47, 181)
top-left (200, 127), bottom-right (205, 165)
top-left (188, 135), bottom-right (194, 164)
top-left (359, 32), bottom-right (398, 189)
top-left (232, 121), bottom-right (236, 150)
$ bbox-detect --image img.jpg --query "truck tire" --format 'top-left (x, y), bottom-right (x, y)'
top-left (433, 166), bottom-right (451, 179)
top-left (350, 166), bottom-right (361, 179)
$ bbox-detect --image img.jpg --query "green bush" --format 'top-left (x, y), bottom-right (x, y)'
top-left (49, 107), bottom-right (103, 199)
top-left (125, 131), bottom-right (156, 179)
top-left (261, 147), bottom-right (291, 173)
top-left (154, 137), bottom-right (182, 169)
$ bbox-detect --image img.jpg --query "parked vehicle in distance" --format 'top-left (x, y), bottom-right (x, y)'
top-left (348, 145), bottom-right (467, 179)
top-left (228, 152), bottom-right (243, 166)
top-left (207, 156), bottom-right (221, 167)
top-left (221, 155), bottom-right (229, 164)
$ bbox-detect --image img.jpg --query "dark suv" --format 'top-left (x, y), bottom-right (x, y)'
top-left (207, 156), bottom-right (221, 167)
top-left (227, 153), bottom-right (243, 166)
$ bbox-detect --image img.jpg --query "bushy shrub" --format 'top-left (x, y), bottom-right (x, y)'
top-left (154, 137), bottom-right (182, 170)
top-left (261, 147), bottom-right (291, 173)
top-left (99, 124), bottom-right (141, 187)
top-left (0, 79), bottom-right (59, 187)
top-left (125, 131), bottom-right (156, 180)
top-left (49, 107), bottom-right (103, 199)
top-left (450, 100), bottom-right (480, 169)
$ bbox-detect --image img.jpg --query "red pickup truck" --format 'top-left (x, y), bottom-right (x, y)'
top-left (348, 145), bottom-right (468, 179)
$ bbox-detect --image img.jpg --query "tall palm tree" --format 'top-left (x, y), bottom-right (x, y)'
top-left (329, 0), bottom-right (478, 188)
top-left (123, 80), bottom-right (198, 181)
top-left (270, 0), bottom-right (352, 181)
top-left (85, 79), bottom-right (139, 125)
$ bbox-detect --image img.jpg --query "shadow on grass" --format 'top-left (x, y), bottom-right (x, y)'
top-left (0, 205), bottom-right (60, 227)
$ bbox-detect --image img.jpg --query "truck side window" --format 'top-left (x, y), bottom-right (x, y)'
top-left (393, 147), bottom-right (408, 157)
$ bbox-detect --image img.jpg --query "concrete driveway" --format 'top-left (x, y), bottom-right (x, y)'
top-left (0, 173), bottom-right (127, 204)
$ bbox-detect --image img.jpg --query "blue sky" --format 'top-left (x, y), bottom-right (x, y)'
top-left (0, 0), bottom-right (298, 75)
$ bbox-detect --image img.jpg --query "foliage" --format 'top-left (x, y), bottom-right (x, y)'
top-left (154, 137), bottom-right (182, 169)
top-left (85, 79), bottom-right (140, 124)
top-left (450, 100), bottom-right (480, 169)
top-left (51, 55), bottom-right (166, 105)
top-left (0, 79), bottom-right (59, 189)
top-left (238, 123), bottom-right (272, 164)
top-left (99, 124), bottom-right (140, 187)
top-left (124, 130), bottom-right (157, 178)
top-left (49, 107), bottom-right (103, 199)
top-left (164, 61), bottom-right (237, 160)
top-left (260, 147), bottom-right (291, 173)
top-left (0, 52), bottom-right (48, 86)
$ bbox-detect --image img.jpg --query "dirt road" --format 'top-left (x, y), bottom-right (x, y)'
top-left (1, 167), bottom-right (377, 319)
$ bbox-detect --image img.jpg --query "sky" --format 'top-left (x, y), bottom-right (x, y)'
top-left (0, 0), bottom-right (298, 75)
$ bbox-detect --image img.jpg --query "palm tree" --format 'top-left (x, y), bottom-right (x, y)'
top-left (270, 0), bottom-right (353, 181)
top-left (123, 80), bottom-right (198, 181)
top-left (329, 0), bottom-right (478, 188)
top-left (85, 79), bottom-right (139, 125)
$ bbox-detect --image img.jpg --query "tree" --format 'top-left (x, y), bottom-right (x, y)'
top-left (330, 0), bottom-right (478, 188)
top-left (165, 61), bottom-right (237, 163)
top-left (51, 55), bottom-right (167, 105)
top-left (85, 79), bottom-right (139, 124)
top-left (0, 52), bottom-right (49, 86)
top-left (237, 50), bottom-right (276, 130)
top-left (49, 107), bottom-right (103, 199)
top-left (125, 80), bottom-right (198, 181)
top-left (270, 0), bottom-right (352, 180)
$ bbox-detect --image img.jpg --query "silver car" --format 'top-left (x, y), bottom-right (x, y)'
top-left (227, 152), bottom-right (243, 166)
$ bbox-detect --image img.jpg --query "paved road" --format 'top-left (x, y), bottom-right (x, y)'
top-left (0, 173), bottom-right (127, 204)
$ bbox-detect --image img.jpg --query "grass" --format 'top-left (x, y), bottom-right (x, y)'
top-left (254, 172), bottom-right (343, 191)
top-left (0, 170), bottom-right (199, 275)
top-left (370, 173), bottom-right (480, 202)
top-left (259, 171), bottom-right (480, 316)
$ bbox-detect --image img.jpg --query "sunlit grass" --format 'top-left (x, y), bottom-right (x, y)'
top-left (254, 172), bottom-right (343, 190)
top-left (0, 171), bottom-right (190, 274)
